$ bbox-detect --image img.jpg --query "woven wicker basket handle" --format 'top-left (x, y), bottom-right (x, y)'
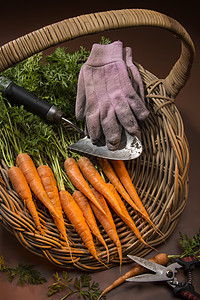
top-left (0, 9), bottom-right (195, 98)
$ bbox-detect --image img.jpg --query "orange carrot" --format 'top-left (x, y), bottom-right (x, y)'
top-left (16, 153), bottom-right (60, 220)
top-left (78, 157), bottom-right (124, 218)
top-left (8, 166), bottom-right (44, 234)
top-left (37, 165), bottom-right (70, 246)
top-left (98, 253), bottom-right (169, 299)
top-left (111, 160), bottom-right (152, 221)
top-left (90, 188), bottom-right (122, 269)
top-left (64, 158), bottom-right (106, 215)
top-left (59, 189), bottom-right (99, 261)
top-left (73, 190), bottom-right (109, 263)
top-left (98, 158), bottom-right (144, 215)
top-left (110, 160), bottom-right (163, 236)
top-left (107, 183), bottom-right (150, 248)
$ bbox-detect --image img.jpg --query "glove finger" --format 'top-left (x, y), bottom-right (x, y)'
top-left (105, 62), bottom-right (139, 134)
top-left (116, 60), bottom-right (149, 121)
top-left (81, 66), bottom-right (103, 144)
top-left (128, 64), bottom-right (145, 101)
top-left (75, 67), bottom-right (86, 120)
top-left (101, 103), bottom-right (122, 151)
top-left (126, 96), bottom-right (149, 121)
top-left (84, 124), bottom-right (105, 146)
top-left (92, 67), bottom-right (122, 150)
top-left (86, 109), bottom-right (103, 145)
top-left (124, 47), bottom-right (145, 101)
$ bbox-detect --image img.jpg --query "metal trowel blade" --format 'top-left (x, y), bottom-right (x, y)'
top-left (68, 131), bottom-right (142, 160)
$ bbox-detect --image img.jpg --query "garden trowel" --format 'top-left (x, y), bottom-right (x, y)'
top-left (0, 76), bottom-right (142, 160)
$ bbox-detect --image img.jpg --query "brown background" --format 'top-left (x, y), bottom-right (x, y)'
top-left (0, 1), bottom-right (199, 299)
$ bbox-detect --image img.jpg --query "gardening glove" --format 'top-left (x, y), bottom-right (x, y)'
top-left (76, 41), bottom-right (149, 150)
top-left (124, 46), bottom-right (145, 101)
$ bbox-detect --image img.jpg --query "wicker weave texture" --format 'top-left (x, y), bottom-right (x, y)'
top-left (0, 9), bottom-right (194, 271)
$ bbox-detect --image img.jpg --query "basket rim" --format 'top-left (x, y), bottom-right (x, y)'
top-left (0, 8), bottom-right (195, 98)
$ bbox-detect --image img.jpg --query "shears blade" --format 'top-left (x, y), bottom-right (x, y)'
top-left (127, 255), bottom-right (167, 273)
top-left (126, 255), bottom-right (182, 283)
top-left (126, 273), bottom-right (168, 282)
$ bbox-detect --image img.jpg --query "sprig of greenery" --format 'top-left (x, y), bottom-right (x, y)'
top-left (178, 231), bottom-right (200, 258)
top-left (168, 231), bottom-right (200, 260)
top-left (0, 254), bottom-right (46, 286)
top-left (0, 255), bottom-right (105, 298)
top-left (47, 272), bottom-right (73, 297)
top-left (48, 271), bottom-right (106, 299)
top-left (74, 274), bottom-right (105, 300)
top-left (99, 37), bottom-right (111, 45)
top-left (8, 263), bottom-right (47, 286)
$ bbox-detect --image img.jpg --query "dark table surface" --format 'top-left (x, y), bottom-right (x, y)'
top-left (0, 1), bottom-right (199, 300)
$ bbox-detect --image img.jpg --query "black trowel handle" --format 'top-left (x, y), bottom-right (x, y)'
top-left (0, 76), bottom-right (84, 134)
top-left (0, 76), bottom-right (63, 122)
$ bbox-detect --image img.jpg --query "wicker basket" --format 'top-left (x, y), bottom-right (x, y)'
top-left (0, 9), bottom-right (195, 271)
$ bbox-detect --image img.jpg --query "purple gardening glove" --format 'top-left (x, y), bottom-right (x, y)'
top-left (75, 41), bottom-right (149, 150)
top-left (124, 47), bottom-right (145, 101)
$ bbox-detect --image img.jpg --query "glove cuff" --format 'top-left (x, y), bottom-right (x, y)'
top-left (86, 41), bottom-right (123, 66)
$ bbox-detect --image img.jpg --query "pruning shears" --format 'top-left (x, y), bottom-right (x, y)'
top-left (126, 255), bottom-right (200, 300)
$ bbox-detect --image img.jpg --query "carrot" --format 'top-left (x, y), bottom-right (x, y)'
top-left (64, 158), bottom-right (106, 216)
top-left (37, 165), bottom-right (63, 216)
top-left (98, 158), bottom-right (144, 216)
top-left (16, 153), bottom-right (60, 221)
top-left (98, 253), bottom-right (169, 299)
top-left (110, 159), bottom-right (161, 235)
top-left (59, 189), bottom-right (100, 261)
top-left (8, 166), bottom-right (44, 234)
top-left (73, 190), bottom-right (109, 263)
top-left (110, 160), bottom-right (148, 217)
top-left (37, 165), bottom-right (70, 246)
top-left (107, 183), bottom-right (150, 248)
top-left (111, 160), bottom-right (164, 237)
top-left (78, 157), bottom-right (125, 219)
top-left (90, 188), bottom-right (122, 270)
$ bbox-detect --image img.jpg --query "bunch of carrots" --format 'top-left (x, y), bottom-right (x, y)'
top-left (8, 152), bottom-right (159, 267)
